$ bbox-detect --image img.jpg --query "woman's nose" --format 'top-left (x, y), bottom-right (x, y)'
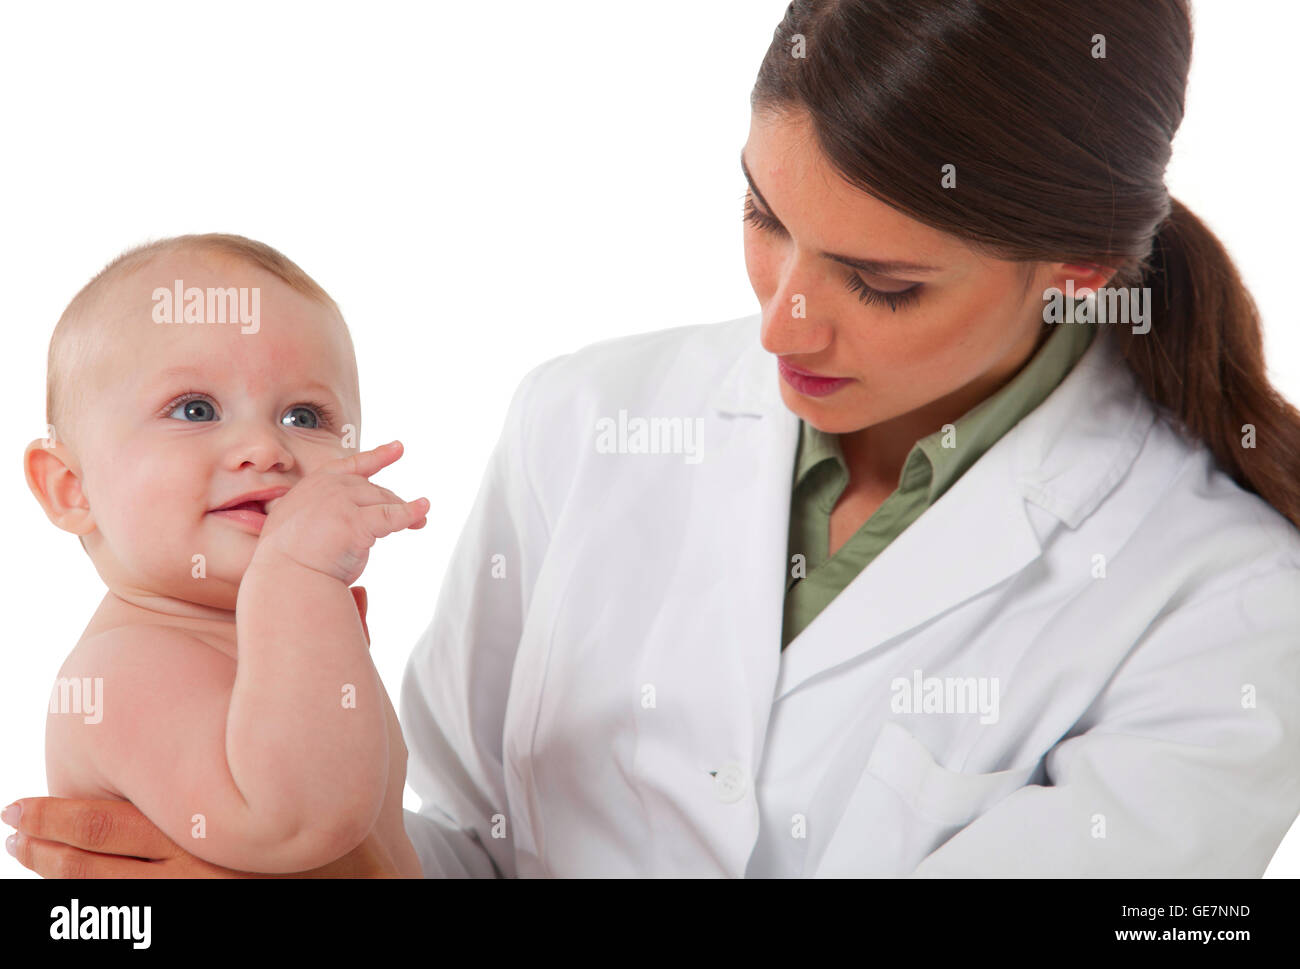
top-left (760, 254), bottom-right (833, 355)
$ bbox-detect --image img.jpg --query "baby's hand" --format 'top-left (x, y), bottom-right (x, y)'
top-left (252, 441), bottom-right (429, 586)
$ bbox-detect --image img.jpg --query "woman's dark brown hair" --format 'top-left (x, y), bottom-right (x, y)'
top-left (753, 0), bottom-right (1300, 528)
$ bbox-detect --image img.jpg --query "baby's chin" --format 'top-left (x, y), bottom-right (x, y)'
top-left (151, 577), bottom-right (242, 613)
top-left (114, 559), bottom-right (248, 614)
top-left (88, 529), bottom-right (253, 613)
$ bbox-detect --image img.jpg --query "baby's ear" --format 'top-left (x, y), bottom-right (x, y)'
top-left (23, 438), bottom-right (95, 538)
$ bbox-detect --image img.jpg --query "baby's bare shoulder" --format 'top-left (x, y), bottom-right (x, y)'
top-left (68, 622), bottom-right (234, 677)
top-left (47, 624), bottom-right (233, 798)
top-left (49, 626), bottom-right (235, 748)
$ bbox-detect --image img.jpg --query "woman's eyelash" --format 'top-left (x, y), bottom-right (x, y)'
top-left (742, 194), bottom-right (784, 234)
top-left (161, 391), bottom-right (338, 429)
top-left (743, 192), bottom-right (780, 232)
top-left (743, 193), bottom-right (923, 312)
top-left (842, 273), bottom-right (921, 312)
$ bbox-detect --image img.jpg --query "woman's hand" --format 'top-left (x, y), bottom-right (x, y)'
top-left (3, 797), bottom-right (402, 878)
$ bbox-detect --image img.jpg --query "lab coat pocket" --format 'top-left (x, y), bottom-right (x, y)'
top-left (866, 721), bottom-right (1035, 827)
top-left (815, 721), bottom-right (1036, 875)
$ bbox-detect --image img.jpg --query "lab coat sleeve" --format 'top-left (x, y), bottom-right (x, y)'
top-left (911, 566), bottom-right (1300, 877)
top-left (399, 358), bottom-right (559, 878)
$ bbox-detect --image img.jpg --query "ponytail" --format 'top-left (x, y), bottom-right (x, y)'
top-left (1114, 198), bottom-right (1300, 529)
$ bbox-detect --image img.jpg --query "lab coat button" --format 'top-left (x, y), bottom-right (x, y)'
top-left (713, 762), bottom-right (747, 803)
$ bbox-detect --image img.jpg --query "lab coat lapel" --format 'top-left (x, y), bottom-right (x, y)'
top-left (619, 324), bottom-right (795, 876)
top-left (695, 319), bottom-right (1143, 729)
top-left (676, 318), bottom-right (1151, 873)
top-left (706, 316), bottom-right (1044, 704)
top-left (776, 441), bottom-right (1042, 698)
top-left (770, 326), bottom-right (1149, 700)
top-left (688, 324), bottom-right (800, 761)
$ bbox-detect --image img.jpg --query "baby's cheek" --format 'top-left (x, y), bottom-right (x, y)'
top-left (109, 467), bottom-right (203, 580)
top-left (122, 503), bottom-right (189, 580)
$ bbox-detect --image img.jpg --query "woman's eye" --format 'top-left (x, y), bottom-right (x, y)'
top-left (744, 191), bottom-right (921, 312)
top-left (742, 193), bottom-right (784, 234)
top-left (168, 396), bottom-right (218, 422)
top-left (844, 272), bottom-right (921, 312)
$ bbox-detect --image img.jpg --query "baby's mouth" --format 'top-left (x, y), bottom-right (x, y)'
top-left (209, 500), bottom-right (268, 532)
top-left (209, 486), bottom-right (289, 533)
top-left (221, 499), bottom-right (266, 514)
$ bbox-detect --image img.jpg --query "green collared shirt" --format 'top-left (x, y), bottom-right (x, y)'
top-left (781, 320), bottom-right (1096, 649)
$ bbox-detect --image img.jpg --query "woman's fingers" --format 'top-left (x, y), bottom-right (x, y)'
top-left (5, 796), bottom-right (192, 878)
top-left (4, 796), bottom-right (402, 879)
top-left (349, 585), bottom-right (371, 646)
top-left (8, 797), bottom-right (178, 861)
top-left (4, 798), bottom-right (276, 878)
top-left (11, 832), bottom-right (265, 878)
top-left (10, 832), bottom-right (173, 878)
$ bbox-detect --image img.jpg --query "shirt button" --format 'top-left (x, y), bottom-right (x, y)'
top-left (713, 762), bottom-right (747, 803)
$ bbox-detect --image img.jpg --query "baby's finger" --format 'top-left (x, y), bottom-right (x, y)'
top-left (326, 441), bottom-right (405, 480)
top-left (361, 497), bottom-right (430, 538)
top-left (355, 484), bottom-right (409, 508)
top-left (339, 482), bottom-right (427, 520)
top-left (377, 488), bottom-right (426, 530)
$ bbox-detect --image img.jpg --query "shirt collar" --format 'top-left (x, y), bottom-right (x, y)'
top-left (793, 319), bottom-right (1097, 502)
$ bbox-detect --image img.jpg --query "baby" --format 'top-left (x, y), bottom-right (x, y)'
top-left (24, 234), bottom-right (425, 874)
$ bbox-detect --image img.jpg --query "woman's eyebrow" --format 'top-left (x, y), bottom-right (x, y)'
top-left (740, 150), bottom-right (943, 277)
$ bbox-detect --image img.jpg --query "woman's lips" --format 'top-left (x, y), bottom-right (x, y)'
top-left (778, 358), bottom-right (854, 397)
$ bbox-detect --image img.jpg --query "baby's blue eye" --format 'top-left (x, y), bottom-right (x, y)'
top-left (281, 405), bottom-right (321, 429)
top-left (169, 397), bottom-right (218, 422)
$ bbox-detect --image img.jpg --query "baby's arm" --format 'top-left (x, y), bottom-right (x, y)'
top-left (229, 553), bottom-right (390, 864)
top-left (49, 443), bottom-right (425, 873)
top-left (49, 619), bottom-right (380, 873)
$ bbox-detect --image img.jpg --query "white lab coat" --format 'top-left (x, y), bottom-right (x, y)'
top-left (399, 313), bottom-right (1300, 877)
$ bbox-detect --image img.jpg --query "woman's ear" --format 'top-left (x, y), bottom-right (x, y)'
top-left (24, 438), bottom-right (95, 538)
top-left (1049, 261), bottom-right (1118, 297)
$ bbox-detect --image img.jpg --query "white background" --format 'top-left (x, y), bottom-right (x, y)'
top-left (2, 0), bottom-right (1296, 877)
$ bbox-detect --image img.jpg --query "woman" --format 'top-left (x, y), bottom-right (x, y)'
top-left (8, 0), bottom-right (1300, 877)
